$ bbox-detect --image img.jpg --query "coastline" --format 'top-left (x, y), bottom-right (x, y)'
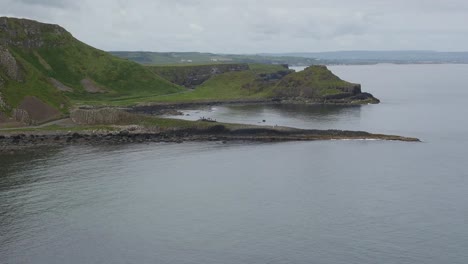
top-left (0, 125), bottom-right (420, 153)
top-left (128, 98), bottom-right (379, 115)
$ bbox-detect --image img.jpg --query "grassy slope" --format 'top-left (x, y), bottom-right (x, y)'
top-left (11, 43), bottom-right (184, 104)
top-left (274, 66), bottom-right (354, 97)
top-left (0, 18), bottom-right (184, 112)
top-left (147, 64), bottom-right (356, 103)
top-left (0, 52), bottom-right (70, 113)
top-left (1, 18), bottom-right (365, 114)
top-left (138, 64), bottom-right (286, 103)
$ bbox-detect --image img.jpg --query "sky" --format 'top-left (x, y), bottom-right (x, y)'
top-left (1, 0), bottom-right (468, 53)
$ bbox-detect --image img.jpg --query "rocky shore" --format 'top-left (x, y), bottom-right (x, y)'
top-left (0, 126), bottom-right (420, 153)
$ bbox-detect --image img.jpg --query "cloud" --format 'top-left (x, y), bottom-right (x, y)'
top-left (1, 0), bottom-right (468, 52)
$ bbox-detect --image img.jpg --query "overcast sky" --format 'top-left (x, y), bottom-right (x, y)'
top-left (1, 0), bottom-right (468, 53)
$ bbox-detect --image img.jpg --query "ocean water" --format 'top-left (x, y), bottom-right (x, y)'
top-left (1, 64), bottom-right (467, 264)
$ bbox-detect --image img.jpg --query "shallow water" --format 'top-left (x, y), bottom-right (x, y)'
top-left (1, 64), bottom-right (468, 264)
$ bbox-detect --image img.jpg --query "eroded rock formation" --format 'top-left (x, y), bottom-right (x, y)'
top-left (0, 45), bottom-right (22, 81)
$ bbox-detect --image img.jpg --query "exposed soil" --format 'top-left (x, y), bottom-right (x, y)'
top-left (81, 78), bottom-right (106, 93)
top-left (50, 78), bottom-right (73, 92)
top-left (18, 96), bottom-right (60, 123)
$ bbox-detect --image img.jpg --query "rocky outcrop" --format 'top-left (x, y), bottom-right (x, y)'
top-left (50, 78), bottom-right (73, 92)
top-left (81, 78), bottom-right (106, 93)
top-left (257, 70), bottom-right (292, 81)
top-left (71, 108), bottom-right (140, 125)
top-left (0, 17), bottom-right (69, 49)
top-left (151, 63), bottom-right (250, 88)
top-left (0, 45), bottom-right (22, 81)
top-left (0, 123), bottom-right (421, 152)
top-left (0, 81), bottom-right (7, 108)
top-left (274, 65), bottom-right (379, 104)
top-left (12, 108), bottom-right (31, 124)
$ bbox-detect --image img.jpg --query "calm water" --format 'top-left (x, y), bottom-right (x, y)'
top-left (1, 64), bottom-right (468, 264)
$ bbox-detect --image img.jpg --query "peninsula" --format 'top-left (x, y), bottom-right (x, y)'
top-left (0, 17), bottom-right (418, 150)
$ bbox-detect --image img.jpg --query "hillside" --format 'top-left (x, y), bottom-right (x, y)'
top-left (0, 17), bottom-right (379, 127)
top-left (147, 64), bottom-right (379, 104)
top-left (149, 63), bottom-right (250, 88)
top-left (0, 17), bottom-right (183, 125)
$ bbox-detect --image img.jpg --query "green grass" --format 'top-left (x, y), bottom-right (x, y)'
top-left (0, 115), bottom-right (245, 133)
top-left (0, 17), bottom-right (363, 115)
top-left (274, 66), bottom-right (356, 98)
top-left (1, 51), bottom-right (70, 113)
top-left (1, 17), bottom-right (184, 112)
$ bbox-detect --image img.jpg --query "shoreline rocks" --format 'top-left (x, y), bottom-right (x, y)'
top-left (0, 127), bottom-right (420, 153)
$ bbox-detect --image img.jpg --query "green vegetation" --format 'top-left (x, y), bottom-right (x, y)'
top-left (1, 52), bottom-right (70, 112)
top-left (145, 64), bottom-right (360, 103)
top-left (1, 17), bottom-right (378, 127)
top-left (274, 65), bottom-right (357, 98)
top-left (0, 17), bottom-right (183, 117)
top-left (149, 63), bottom-right (249, 88)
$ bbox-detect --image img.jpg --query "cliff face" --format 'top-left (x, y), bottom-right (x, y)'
top-left (0, 45), bottom-right (23, 81)
top-left (150, 63), bottom-right (250, 88)
top-left (0, 17), bottom-right (70, 49)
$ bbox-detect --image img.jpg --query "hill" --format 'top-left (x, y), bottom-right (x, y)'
top-left (143, 64), bottom-right (378, 104)
top-left (0, 17), bottom-right (379, 127)
top-left (0, 17), bottom-right (183, 125)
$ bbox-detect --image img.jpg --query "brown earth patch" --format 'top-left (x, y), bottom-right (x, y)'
top-left (18, 96), bottom-right (60, 123)
top-left (81, 78), bottom-right (106, 93)
top-left (49, 78), bottom-right (73, 92)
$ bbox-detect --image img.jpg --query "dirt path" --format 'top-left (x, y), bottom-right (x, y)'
top-left (0, 118), bottom-right (72, 131)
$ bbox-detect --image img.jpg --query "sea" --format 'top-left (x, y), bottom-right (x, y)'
top-left (1, 64), bottom-right (467, 264)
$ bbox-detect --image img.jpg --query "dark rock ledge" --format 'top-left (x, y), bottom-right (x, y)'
top-left (0, 126), bottom-right (420, 152)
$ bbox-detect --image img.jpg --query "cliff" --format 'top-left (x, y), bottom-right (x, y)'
top-left (0, 17), bottom-right (182, 125)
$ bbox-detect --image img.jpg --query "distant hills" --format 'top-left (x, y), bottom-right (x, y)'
top-left (112, 50), bottom-right (468, 66)
top-left (110, 51), bottom-right (319, 66)
top-left (261, 51), bottom-right (468, 64)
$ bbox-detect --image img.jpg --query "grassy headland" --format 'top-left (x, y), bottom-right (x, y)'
top-left (1, 16), bottom-right (383, 143)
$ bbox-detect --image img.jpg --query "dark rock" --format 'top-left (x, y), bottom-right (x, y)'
top-left (119, 130), bottom-right (130, 136)
top-left (152, 63), bottom-right (250, 89)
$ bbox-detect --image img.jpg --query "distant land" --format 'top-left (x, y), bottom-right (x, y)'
top-left (111, 50), bottom-right (468, 66)
top-left (110, 51), bottom-right (321, 66)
